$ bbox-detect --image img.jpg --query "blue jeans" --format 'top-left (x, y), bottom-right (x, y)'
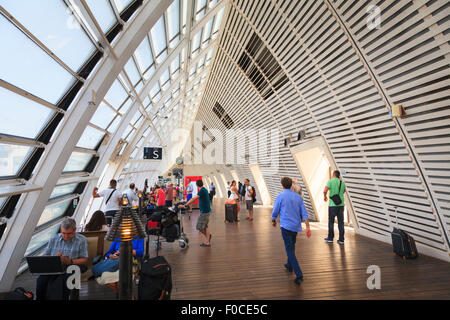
top-left (328, 206), bottom-right (345, 241)
top-left (92, 258), bottom-right (120, 278)
top-left (281, 227), bottom-right (303, 279)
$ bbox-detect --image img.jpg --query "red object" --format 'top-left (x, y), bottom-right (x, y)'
top-left (147, 221), bottom-right (159, 229)
top-left (184, 176), bottom-right (202, 205)
top-left (157, 188), bottom-right (165, 206)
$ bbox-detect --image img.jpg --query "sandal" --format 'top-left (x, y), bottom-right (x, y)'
top-left (200, 243), bottom-right (211, 247)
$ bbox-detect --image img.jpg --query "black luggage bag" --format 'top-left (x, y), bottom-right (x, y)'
top-left (3, 287), bottom-right (34, 300)
top-left (138, 256), bottom-right (172, 300)
top-left (391, 207), bottom-right (418, 260)
top-left (225, 203), bottom-right (238, 222)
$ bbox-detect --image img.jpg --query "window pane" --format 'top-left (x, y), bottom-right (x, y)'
top-left (135, 38), bottom-right (154, 73)
top-left (104, 80), bottom-right (128, 109)
top-left (0, 87), bottom-right (54, 139)
top-left (2, 0), bottom-right (97, 72)
top-left (25, 223), bottom-right (60, 257)
top-left (167, 0), bottom-right (180, 40)
top-left (50, 183), bottom-right (78, 199)
top-left (0, 143), bottom-right (33, 177)
top-left (124, 58), bottom-right (141, 85)
top-left (112, 0), bottom-right (134, 13)
top-left (119, 97), bottom-right (133, 115)
top-left (85, 0), bottom-right (117, 33)
top-left (37, 199), bottom-right (72, 228)
top-left (63, 152), bottom-right (93, 172)
top-left (90, 102), bottom-right (117, 129)
top-left (77, 126), bottom-right (104, 149)
top-left (0, 14), bottom-right (75, 104)
top-left (108, 115), bottom-right (122, 133)
top-left (0, 197), bottom-right (7, 210)
top-left (150, 17), bottom-right (167, 56)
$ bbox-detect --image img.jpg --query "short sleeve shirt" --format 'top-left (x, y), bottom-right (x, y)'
top-left (198, 187), bottom-right (211, 214)
top-left (98, 188), bottom-right (122, 211)
top-left (326, 178), bottom-right (346, 207)
top-left (43, 233), bottom-right (88, 259)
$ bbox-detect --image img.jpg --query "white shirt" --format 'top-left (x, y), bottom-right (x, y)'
top-left (190, 181), bottom-right (198, 197)
top-left (123, 188), bottom-right (139, 205)
top-left (229, 187), bottom-right (239, 200)
top-left (98, 188), bottom-right (122, 211)
top-left (245, 186), bottom-right (254, 201)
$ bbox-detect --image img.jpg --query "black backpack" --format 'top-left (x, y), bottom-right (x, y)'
top-left (250, 186), bottom-right (257, 203)
top-left (138, 256), bottom-right (172, 300)
top-left (4, 287), bottom-right (34, 300)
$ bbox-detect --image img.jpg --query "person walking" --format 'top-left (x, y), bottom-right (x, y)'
top-left (271, 177), bottom-right (311, 285)
top-left (179, 180), bottom-right (212, 247)
top-left (92, 179), bottom-right (122, 226)
top-left (165, 183), bottom-right (174, 207)
top-left (209, 182), bottom-right (216, 204)
top-left (244, 179), bottom-right (255, 221)
top-left (323, 170), bottom-right (346, 245)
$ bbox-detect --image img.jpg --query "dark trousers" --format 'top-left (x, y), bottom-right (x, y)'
top-left (105, 210), bottom-right (119, 225)
top-left (281, 227), bottom-right (303, 279)
top-left (36, 274), bottom-right (70, 300)
top-left (328, 206), bottom-right (345, 241)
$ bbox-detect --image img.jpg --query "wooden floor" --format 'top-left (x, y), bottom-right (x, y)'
top-left (14, 198), bottom-right (450, 300)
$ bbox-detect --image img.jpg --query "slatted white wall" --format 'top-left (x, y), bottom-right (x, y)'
top-left (183, 0), bottom-right (450, 260)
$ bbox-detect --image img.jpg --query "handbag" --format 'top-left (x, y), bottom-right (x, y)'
top-left (330, 180), bottom-right (343, 205)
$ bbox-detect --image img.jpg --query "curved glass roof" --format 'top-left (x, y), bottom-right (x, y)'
top-left (0, 0), bottom-right (226, 271)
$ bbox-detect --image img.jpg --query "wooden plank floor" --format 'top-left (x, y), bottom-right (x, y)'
top-left (13, 198), bottom-right (450, 300)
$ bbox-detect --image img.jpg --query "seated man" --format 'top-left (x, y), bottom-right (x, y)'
top-left (36, 218), bottom-right (88, 300)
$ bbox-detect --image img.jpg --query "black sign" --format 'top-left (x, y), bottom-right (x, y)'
top-left (144, 147), bottom-right (162, 160)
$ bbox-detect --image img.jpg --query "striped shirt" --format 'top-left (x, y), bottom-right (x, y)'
top-left (43, 233), bottom-right (88, 259)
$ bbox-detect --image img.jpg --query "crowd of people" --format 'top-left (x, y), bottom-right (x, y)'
top-left (35, 170), bottom-right (347, 298)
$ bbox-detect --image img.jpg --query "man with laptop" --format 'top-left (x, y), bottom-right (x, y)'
top-left (33, 217), bottom-right (88, 300)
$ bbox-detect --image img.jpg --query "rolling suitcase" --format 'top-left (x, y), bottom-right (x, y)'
top-left (391, 207), bottom-right (418, 260)
top-left (225, 203), bottom-right (238, 222)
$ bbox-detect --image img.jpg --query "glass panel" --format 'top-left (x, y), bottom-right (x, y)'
top-left (0, 87), bottom-right (54, 139)
top-left (112, 0), bottom-right (134, 13)
top-left (37, 199), bottom-right (72, 228)
top-left (77, 126), bottom-right (104, 149)
top-left (167, 0), bottom-right (180, 40)
top-left (150, 17), bottom-right (167, 56)
top-left (212, 8), bottom-right (224, 34)
top-left (160, 69), bottom-right (170, 86)
top-left (2, 0), bottom-right (96, 72)
top-left (124, 58), bottom-right (141, 85)
top-left (156, 50), bottom-right (168, 64)
top-left (25, 223), bottom-right (60, 257)
top-left (121, 125), bottom-right (133, 140)
top-left (135, 81), bottom-right (144, 94)
top-left (90, 101), bottom-right (117, 129)
top-left (107, 115), bottom-right (122, 133)
top-left (0, 197), bottom-right (7, 210)
top-left (63, 152), bottom-right (93, 172)
top-left (202, 18), bottom-right (214, 43)
top-left (191, 31), bottom-right (202, 53)
top-left (119, 97), bottom-right (133, 115)
top-left (0, 13), bottom-right (75, 105)
top-left (50, 183), bottom-right (78, 200)
top-left (134, 38), bottom-right (153, 73)
top-left (143, 65), bottom-right (156, 80)
top-left (0, 143), bottom-right (33, 177)
top-left (104, 80), bottom-right (128, 109)
top-left (85, 0), bottom-right (117, 33)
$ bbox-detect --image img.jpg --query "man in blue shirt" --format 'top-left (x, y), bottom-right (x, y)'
top-left (36, 218), bottom-right (88, 300)
top-left (272, 177), bottom-right (311, 285)
top-left (179, 179), bottom-right (212, 247)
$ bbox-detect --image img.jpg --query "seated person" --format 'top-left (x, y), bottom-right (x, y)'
top-left (92, 238), bottom-right (144, 278)
top-left (36, 218), bottom-right (88, 300)
top-left (84, 210), bottom-right (108, 232)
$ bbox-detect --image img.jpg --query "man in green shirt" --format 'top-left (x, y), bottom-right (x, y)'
top-left (323, 170), bottom-right (346, 244)
top-left (179, 179), bottom-right (212, 247)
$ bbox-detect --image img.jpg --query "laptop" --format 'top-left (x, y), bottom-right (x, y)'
top-left (26, 256), bottom-right (65, 276)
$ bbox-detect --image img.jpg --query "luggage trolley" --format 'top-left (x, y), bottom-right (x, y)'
top-left (144, 203), bottom-right (189, 258)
